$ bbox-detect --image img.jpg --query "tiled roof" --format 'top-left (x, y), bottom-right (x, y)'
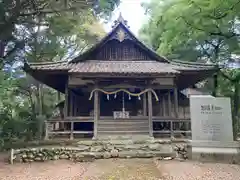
top-left (27, 61), bottom-right (72, 70)
top-left (170, 60), bottom-right (217, 70)
top-left (181, 88), bottom-right (211, 98)
top-left (69, 61), bottom-right (179, 74)
top-left (26, 60), bottom-right (217, 75)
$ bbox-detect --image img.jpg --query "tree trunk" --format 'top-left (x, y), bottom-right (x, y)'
top-left (0, 41), bottom-right (5, 58)
top-left (212, 73), bottom-right (218, 97)
top-left (232, 81), bottom-right (240, 140)
top-left (38, 83), bottom-right (43, 140)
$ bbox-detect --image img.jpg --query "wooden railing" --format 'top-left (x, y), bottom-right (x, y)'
top-left (45, 116), bottom-right (191, 139)
top-left (45, 117), bottom-right (94, 140)
top-left (153, 119), bottom-right (191, 138)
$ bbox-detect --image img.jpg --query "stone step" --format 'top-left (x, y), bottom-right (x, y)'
top-left (98, 124), bottom-right (149, 128)
top-left (94, 135), bottom-right (153, 141)
top-left (98, 130), bottom-right (149, 136)
top-left (98, 121), bottom-right (148, 125)
top-left (98, 126), bottom-right (148, 131)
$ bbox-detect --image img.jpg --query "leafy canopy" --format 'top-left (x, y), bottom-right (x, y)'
top-left (140, 0), bottom-right (240, 62)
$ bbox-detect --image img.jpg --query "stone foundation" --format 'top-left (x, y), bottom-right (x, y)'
top-left (188, 141), bottom-right (240, 164)
top-left (9, 139), bottom-right (188, 164)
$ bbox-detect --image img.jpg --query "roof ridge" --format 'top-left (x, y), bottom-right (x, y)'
top-left (74, 60), bottom-right (164, 63)
top-left (28, 60), bottom-right (68, 66)
top-left (170, 59), bottom-right (217, 67)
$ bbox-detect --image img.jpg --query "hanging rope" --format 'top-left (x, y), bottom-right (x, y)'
top-left (89, 88), bottom-right (159, 101)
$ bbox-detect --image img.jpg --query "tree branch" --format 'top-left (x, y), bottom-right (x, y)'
top-left (207, 0), bottom-right (240, 20)
top-left (219, 70), bottom-right (240, 82)
top-left (181, 16), bottom-right (240, 39)
top-left (19, 2), bottom-right (94, 17)
top-left (2, 40), bottom-right (25, 59)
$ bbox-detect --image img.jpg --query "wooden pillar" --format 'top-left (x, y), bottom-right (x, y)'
top-left (162, 95), bottom-right (166, 117)
top-left (44, 121), bottom-right (49, 140)
top-left (64, 83), bottom-right (69, 118)
top-left (70, 90), bottom-right (74, 118)
top-left (70, 121), bottom-right (74, 140)
top-left (93, 89), bottom-right (99, 139)
top-left (143, 93), bottom-right (147, 116)
top-left (148, 90), bottom-right (153, 137)
top-left (62, 83), bottom-right (68, 131)
top-left (57, 91), bottom-right (61, 102)
top-left (168, 90), bottom-right (171, 117)
top-left (73, 93), bottom-right (77, 116)
top-left (170, 120), bottom-right (174, 138)
top-left (69, 90), bottom-right (74, 140)
top-left (174, 87), bottom-right (179, 118)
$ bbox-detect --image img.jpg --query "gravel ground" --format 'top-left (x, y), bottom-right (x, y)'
top-left (1, 158), bottom-right (240, 180)
top-left (156, 160), bottom-right (240, 180)
top-left (0, 160), bottom-right (90, 180)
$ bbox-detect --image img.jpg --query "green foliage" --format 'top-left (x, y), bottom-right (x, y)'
top-left (141, 0), bottom-right (240, 135)
top-left (140, 0), bottom-right (240, 62)
top-left (0, 71), bottom-right (37, 146)
top-left (0, 0), bottom-right (117, 149)
top-left (0, 0), bottom-right (118, 63)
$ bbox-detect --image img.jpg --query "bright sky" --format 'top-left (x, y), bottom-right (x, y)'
top-left (104, 0), bottom-right (149, 36)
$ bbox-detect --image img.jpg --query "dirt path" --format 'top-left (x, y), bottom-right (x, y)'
top-left (1, 158), bottom-right (240, 180)
top-left (157, 160), bottom-right (240, 180)
top-left (82, 159), bottom-right (162, 180)
top-left (0, 159), bottom-right (162, 180)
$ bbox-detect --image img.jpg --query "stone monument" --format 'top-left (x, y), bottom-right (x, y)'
top-left (189, 95), bottom-right (240, 163)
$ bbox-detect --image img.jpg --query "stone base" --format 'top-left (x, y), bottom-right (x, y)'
top-left (188, 140), bottom-right (240, 164)
top-left (10, 138), bottom-right (181, 164)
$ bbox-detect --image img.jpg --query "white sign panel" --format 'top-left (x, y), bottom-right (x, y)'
top-left (113, 111), bottom-right (130, 119)
top-left (190, 96), bottom-right (233, 142)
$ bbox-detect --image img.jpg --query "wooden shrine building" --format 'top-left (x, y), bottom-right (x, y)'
top-left (24, 15), bottom-right (218, 139)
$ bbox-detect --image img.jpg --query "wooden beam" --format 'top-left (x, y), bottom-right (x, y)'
top-left (152, 77), bottom-right (174, 86)
top-left (68, 75), bottom-right (94, 86)
top-left (99, 84), bottom-right (174, 90)
top-left (75, 73), bottom-right (176, 78)
top-left (148, 90), bottom-right (153, 137)
top-left (143, 93), bottom-right (147, 116)
top-left (49, 131), bottom-right (93, 134)
top-left (174, 87), bottom-right (179, 118)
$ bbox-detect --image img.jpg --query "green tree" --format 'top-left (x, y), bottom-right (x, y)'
top-left (0, 0), bottom-right (119, 64)
top-left (0, 0), bottom-right (115, 146)
top-left (140, 0), bottom-right (240, 138)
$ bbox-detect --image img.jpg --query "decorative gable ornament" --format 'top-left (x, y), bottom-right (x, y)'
top-left (117, 28), bottom-right (125, 42)
top-left (112, 13), bottom-right (130, 29)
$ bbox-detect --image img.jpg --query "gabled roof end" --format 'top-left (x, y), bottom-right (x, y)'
top-left (112, 13), bottom-right (130, 29)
